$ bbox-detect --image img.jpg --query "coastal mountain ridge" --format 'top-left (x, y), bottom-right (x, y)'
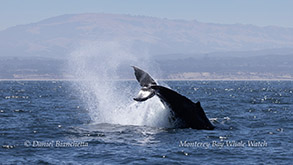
top-left (1, 13), bottom-right (293, 58)
top-left (0, 13), bottom-right (292, 79)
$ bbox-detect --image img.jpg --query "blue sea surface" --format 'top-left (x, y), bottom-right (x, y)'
top-left (0, 81), bottom-right (292, 164)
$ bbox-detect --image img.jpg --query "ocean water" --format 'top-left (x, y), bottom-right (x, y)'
top-left (0, 80), bottom-right (292, 164)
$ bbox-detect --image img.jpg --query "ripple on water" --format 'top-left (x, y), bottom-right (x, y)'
top-left (0, 81), bottom-right (292, 164)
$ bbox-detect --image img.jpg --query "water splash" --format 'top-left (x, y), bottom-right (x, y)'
top-left (68, 41), bottom-right (171, 128)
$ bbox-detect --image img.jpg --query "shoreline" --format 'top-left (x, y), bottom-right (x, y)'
top-left (0, 78), bottom-right (292, 81)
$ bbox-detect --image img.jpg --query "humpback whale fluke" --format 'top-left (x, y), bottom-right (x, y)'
top-left (132, 66), bottom-right (157, 87)
top-left (132, 66), bottom-right (157, 102)
top-left (132, 66), bottom-right (215, 130)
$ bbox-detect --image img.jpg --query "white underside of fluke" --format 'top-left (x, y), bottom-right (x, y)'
top-left (134, 87), bottom-right (156, 102)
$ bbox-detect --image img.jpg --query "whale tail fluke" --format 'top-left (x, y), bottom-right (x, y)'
top-left (132, 66), bottom-right (157, 102)
top-left (131, 66), bottom-right (215, 130)
top-left (132, 66), bottom-right (157, 87)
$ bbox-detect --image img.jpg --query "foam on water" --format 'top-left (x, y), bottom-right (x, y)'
top-left (68, 41), bottom-right (171, 128)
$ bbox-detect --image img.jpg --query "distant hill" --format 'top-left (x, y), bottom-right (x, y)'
top-left (1, 13), bottom-right (293, 58)
top-left (1, 13), bottom-right (293, 80)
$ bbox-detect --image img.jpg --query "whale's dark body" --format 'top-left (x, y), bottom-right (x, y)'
top-left (132, 66), bottom-right (214, 130)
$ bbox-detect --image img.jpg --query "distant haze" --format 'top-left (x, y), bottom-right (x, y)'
top-left (0, 13), bottom-right (292, 80)
top-left (1, 13), bottom-right (293, 58)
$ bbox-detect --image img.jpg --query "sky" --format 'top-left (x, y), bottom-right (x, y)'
top-left (1, 0), bottom-right (293, 31)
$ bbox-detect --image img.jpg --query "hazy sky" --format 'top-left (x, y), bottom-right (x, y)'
top-left (1, 0), bottom-right (293, 30)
